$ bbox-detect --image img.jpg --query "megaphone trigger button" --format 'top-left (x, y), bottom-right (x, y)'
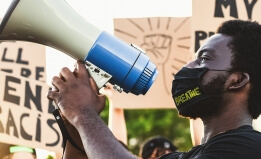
top-left (94, 68), bottom-right (100, 73)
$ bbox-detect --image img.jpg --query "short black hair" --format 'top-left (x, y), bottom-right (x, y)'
top-left (139, 136), bottom-right (177, 159)
top-left (217, 20), bottom-right (261, 119)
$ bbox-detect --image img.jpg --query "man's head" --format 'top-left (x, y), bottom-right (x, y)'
top-left (172, 20), bottom-right (261, 119)
top-left (216, 20), bottom-right (261, 119)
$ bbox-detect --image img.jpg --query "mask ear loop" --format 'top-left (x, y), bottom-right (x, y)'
top-left (208, 69), bottom-right (228, 72)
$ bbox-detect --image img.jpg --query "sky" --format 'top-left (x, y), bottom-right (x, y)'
top-left (0, 0), bottom-right (192, 84)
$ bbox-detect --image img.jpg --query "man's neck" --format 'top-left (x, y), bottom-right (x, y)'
top-left (200, 103), bottom-right (252, 144)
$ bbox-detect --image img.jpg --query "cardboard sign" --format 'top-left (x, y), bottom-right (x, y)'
top-left (192, 0), bottom-right (261, 53)
top-left (0, 72), bottom-right (62, 152)
top-left (0, 41), bottom-right (62, 152)
top-left (0, 41), bottom-right (46, 82)
top-left (112, 17), bottom-right (191, 109)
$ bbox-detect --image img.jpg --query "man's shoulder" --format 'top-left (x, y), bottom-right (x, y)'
top-left (159, 126), bottom-right (261, 159)
top-left (201, 125), bottom-right (261, 158)
top-left (209, 125), bottom-right (261, 145)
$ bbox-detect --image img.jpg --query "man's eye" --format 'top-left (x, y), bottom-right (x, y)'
top-left (200, 57), bottom-right (207, 62)
top-left (198, 56), bottom-right (210, 64)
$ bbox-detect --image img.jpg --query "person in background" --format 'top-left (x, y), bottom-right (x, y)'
top-left (47, 19), bottom-right (261, 158)
top-left (139, 136), bottom-right (177, 159)
top-left (2, 145), bottom-right (36, 159)
top-left (189, 118), bottom-right (203, 146)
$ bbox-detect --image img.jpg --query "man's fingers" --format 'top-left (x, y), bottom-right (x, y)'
top-left (75, 60), bottom-right (91, 80)
top-left (46, 90), bottom-right (60, 102)
top-left (60, 67), bottom-right (75, 81)
top-left (52, 76), bottom-right (66, 91)
top-left (51, 85), bottom-right (59, 92)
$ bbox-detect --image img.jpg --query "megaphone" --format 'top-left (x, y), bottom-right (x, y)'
top-left (0, 0), bottom-right (158, 95)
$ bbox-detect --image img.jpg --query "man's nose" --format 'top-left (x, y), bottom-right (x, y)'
top-left (184, 60), bottom-right (197, 68)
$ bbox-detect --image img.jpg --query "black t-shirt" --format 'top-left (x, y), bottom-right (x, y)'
top-left (159, 125), bottom-right (261, 159)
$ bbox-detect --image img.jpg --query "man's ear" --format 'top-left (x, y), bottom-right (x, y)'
top-left (228, 72), bottom-right (250, 90)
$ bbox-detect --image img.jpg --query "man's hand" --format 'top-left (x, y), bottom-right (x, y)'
top-left (47, 60), bottom-right (136, 159)
top-left (47, 60), bottom-right (106, 126)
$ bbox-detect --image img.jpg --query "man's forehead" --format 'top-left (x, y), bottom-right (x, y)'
top-left (196, 34), bottom-right (232, 55)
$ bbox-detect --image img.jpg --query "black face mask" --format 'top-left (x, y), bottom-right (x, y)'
top-left (171, 67), bottom-right (226, 114)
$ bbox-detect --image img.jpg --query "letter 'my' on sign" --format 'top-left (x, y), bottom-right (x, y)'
top-left (214, 0), bottom-right (257, 19)
top-left (192, 0), bottom-right (261, 54)
top-left (214, 0), bottom-right (238, 18)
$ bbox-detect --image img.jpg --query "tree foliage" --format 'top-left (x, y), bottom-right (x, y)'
top-left (100, 106), bottom-right (193, 156)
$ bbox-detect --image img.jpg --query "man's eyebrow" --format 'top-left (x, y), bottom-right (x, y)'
top-left (197, 48), bottom-right (216, 57)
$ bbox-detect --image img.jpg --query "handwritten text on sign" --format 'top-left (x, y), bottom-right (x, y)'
top-left (0, 72), bottom-right (62, 152)
top-left (0, 42), bottom-right (46, 82)
top-left (193, 0), bottom-right (261, 52)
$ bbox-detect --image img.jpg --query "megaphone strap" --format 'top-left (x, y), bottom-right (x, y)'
top-left (52, 109), bottom-right (85, 154)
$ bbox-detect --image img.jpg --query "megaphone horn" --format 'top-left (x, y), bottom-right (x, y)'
top-left (0, 0), bottom-right (158, 95)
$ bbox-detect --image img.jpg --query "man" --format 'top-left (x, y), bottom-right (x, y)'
top-left (47, 19), bottom-right (261, 159)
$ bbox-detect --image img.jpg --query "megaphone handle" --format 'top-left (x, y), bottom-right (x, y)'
top-left (86, 61), bottom-right (124, 93)
top-left (85, 61), bottom-right (112, 89)
top-left (52, 109), bottom-right (85, 154)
